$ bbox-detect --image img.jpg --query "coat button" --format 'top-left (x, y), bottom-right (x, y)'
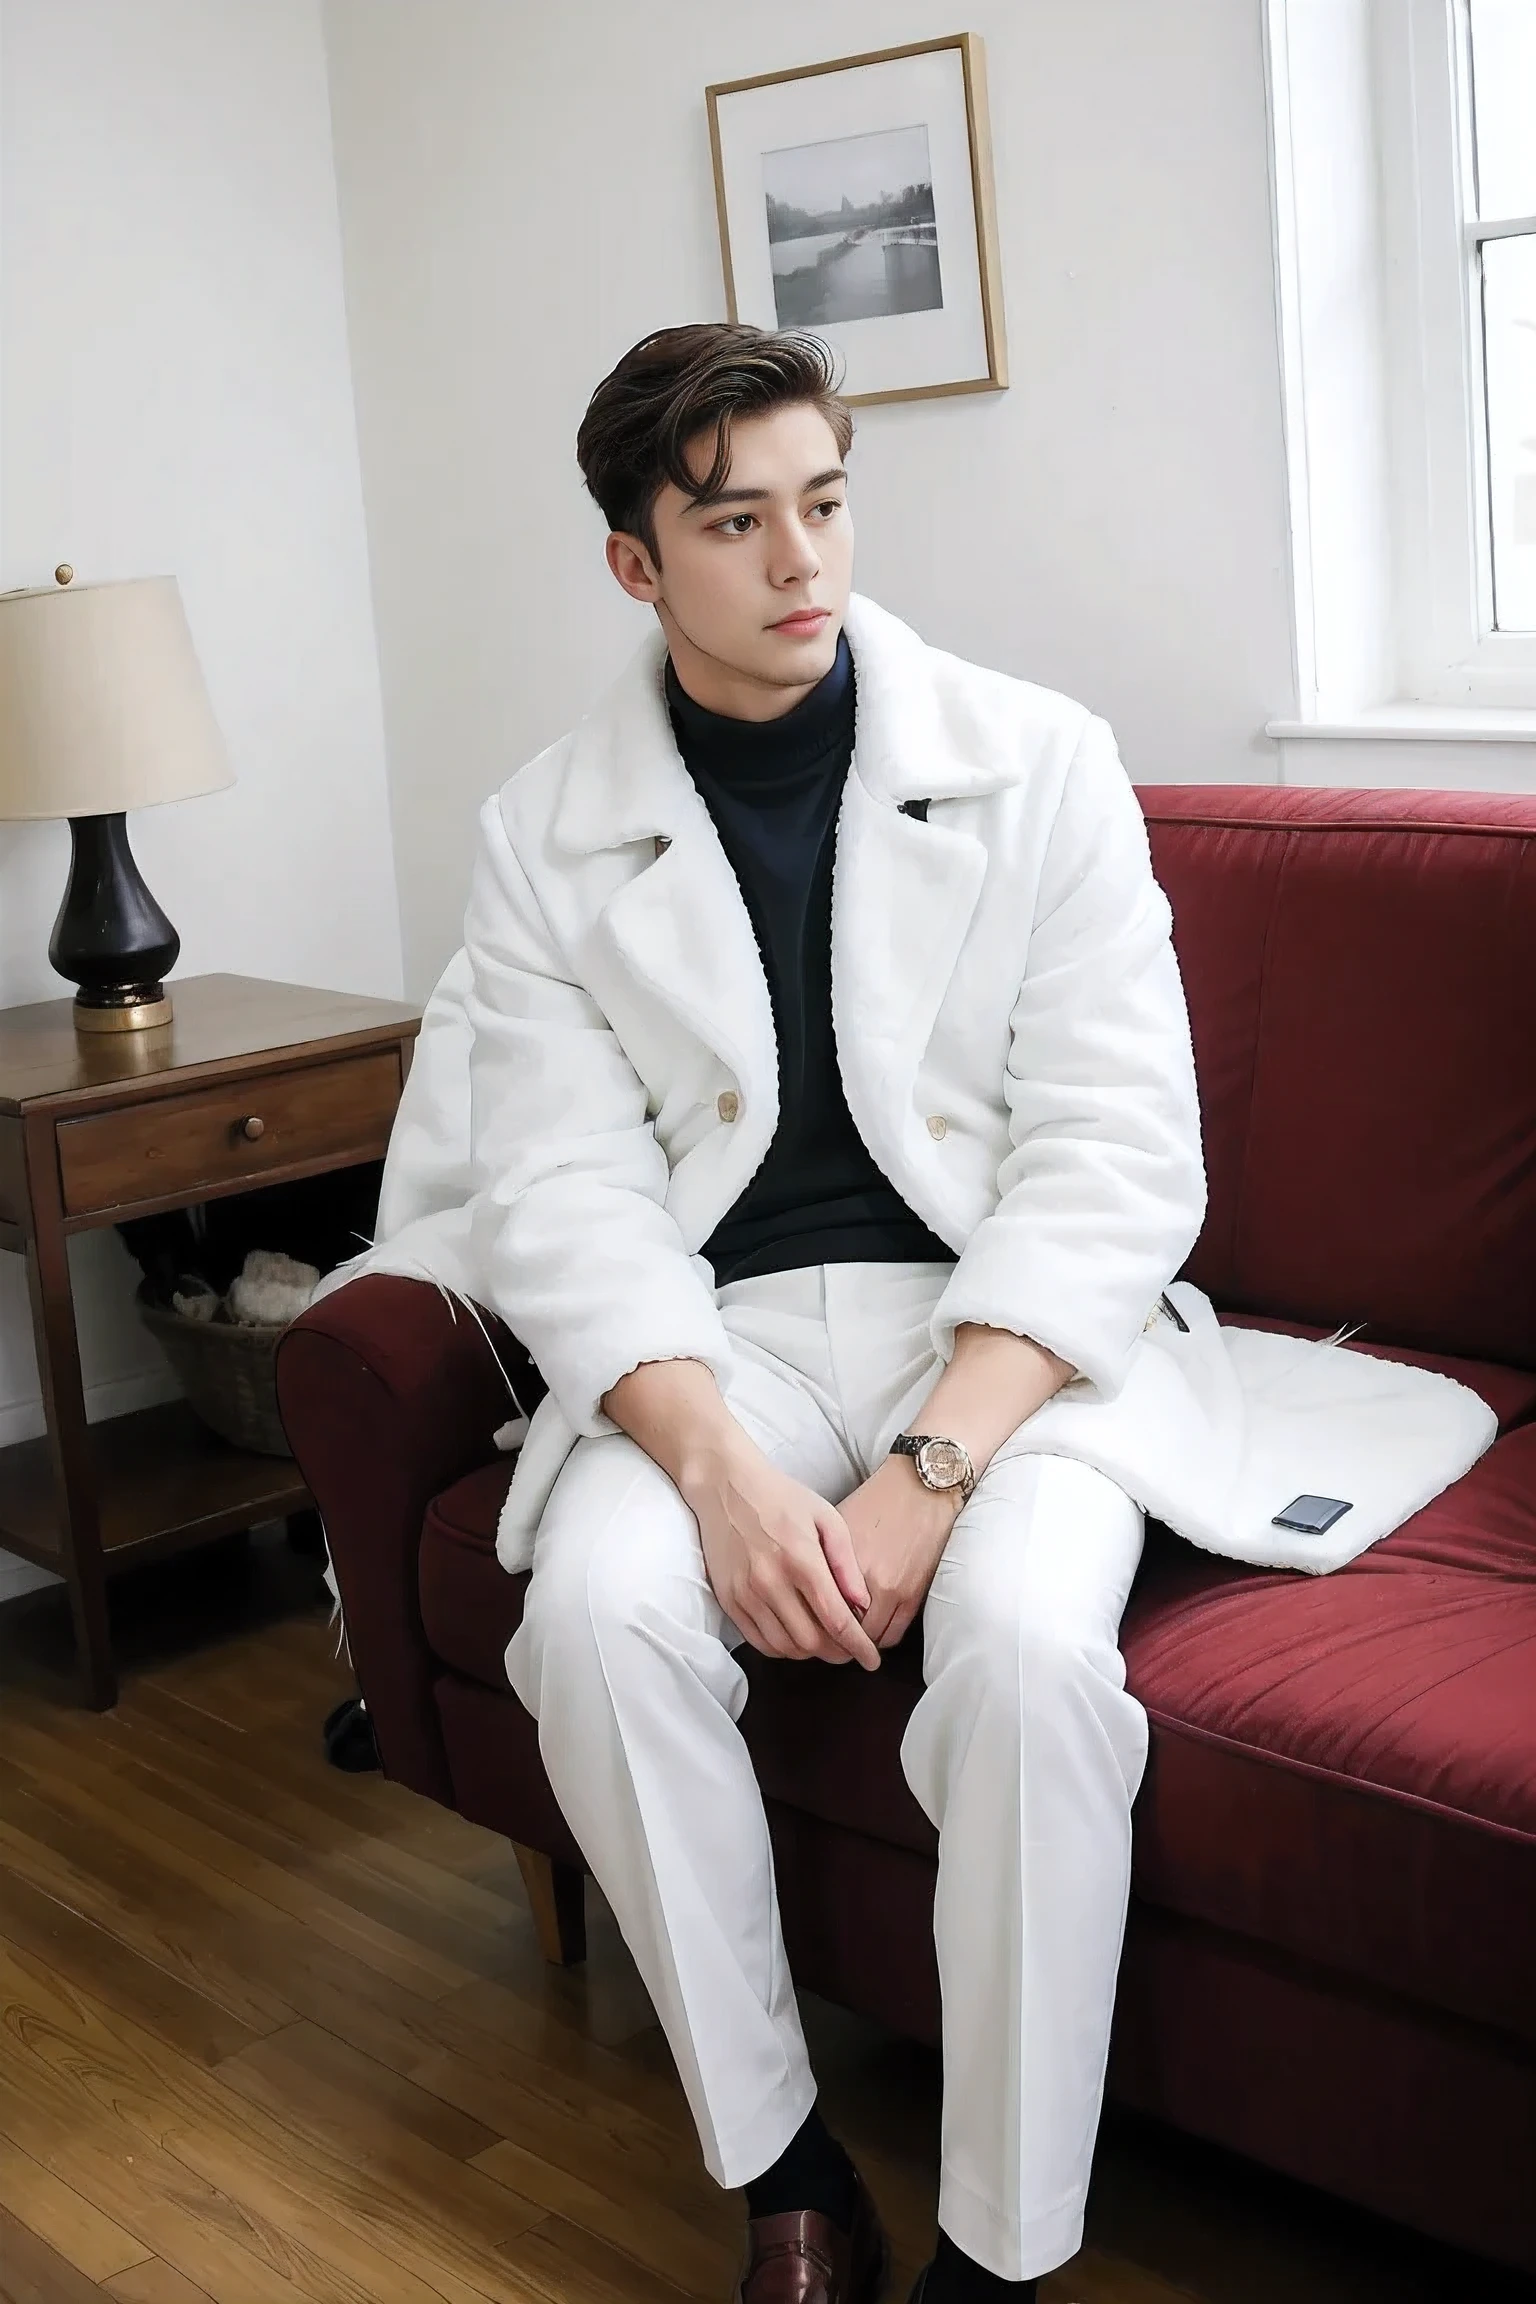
top-left (717, 1090), bottom-right (739, 1122)
top-left (926, 1114), bottom-right (948, 1140)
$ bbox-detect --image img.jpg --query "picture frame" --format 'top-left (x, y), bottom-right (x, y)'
top-left (706, 34), bottom-right (1007, 408)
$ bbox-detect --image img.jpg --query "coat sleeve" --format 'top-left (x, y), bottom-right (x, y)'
top-left (462, 795), bottom-right (733, 1438)
top-left (929, 715), bottom-right (1207, 1399)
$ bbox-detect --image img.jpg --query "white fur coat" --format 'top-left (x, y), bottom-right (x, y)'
top-left (323, 595), bottom-right (1494, 1574)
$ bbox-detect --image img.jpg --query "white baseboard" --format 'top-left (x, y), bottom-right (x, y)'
top-left (0, 1555), bottom-right (59, 1601)
top-left (0, 1363), bottom-right (180, 1454)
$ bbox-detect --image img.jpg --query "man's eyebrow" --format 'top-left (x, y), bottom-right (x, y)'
top-left (686, 466), bottom-right (848, 513)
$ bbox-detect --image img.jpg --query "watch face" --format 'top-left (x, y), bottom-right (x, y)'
top-left (918, 1438), bottom-right (967, 1489)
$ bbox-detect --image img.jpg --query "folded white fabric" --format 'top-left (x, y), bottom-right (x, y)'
top-left (1007, 1284), bottom-right (1498, 1573)
top-left (227, 1248), bottom-right (320, 1328)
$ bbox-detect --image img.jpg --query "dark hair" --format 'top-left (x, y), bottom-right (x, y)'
top-left (576, 322), bottom-right (853, 565)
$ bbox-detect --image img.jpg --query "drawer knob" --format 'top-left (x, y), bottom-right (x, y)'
top-left (240, 1115), bottom-right (266, 1142)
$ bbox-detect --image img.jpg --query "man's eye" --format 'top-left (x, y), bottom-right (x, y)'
top-left (718, 514), bottom-right (757, 535)
top-left (811, 499), bottom-right (843, 520)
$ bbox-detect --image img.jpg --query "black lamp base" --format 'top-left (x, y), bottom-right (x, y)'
top-left (48, 813), bottom-right (180, 1036)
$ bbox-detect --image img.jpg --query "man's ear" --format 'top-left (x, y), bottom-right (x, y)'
top-left (606, 529), bottom-right (661, 605)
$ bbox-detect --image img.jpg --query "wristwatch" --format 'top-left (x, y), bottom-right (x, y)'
top-left (890, 1431), bottom-right (976, 1503)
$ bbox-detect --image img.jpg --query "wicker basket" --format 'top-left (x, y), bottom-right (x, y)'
top-left (137, 1285), bottom-right (293, 1457)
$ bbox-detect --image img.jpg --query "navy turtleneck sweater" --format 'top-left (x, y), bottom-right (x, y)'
top-left (665, 634), bottom-right (954, 1288)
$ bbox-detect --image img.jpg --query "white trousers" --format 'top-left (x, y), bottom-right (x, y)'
top-left (506, 1263), bottom-right (1148, 2283)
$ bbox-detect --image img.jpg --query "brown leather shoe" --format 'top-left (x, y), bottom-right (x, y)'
top-left (734, 2172), bottom-right (890, 2304)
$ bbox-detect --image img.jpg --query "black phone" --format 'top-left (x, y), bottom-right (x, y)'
top-left (1271, 1494), bottom-right (1353, 1534)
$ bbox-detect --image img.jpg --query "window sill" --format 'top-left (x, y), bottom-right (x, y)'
top-left (1266, 707), bottom-right (1536, 744)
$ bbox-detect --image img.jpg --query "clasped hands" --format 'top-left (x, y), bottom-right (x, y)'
top-left (680, 1432), bottom-right (961, 1669)
top-left (607, 1324), bottom-right (1075, 1673)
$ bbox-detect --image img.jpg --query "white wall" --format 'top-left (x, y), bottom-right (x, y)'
top-left (0, 0), bottom-right (403, 1599)
top-left (321, 0), bottom-right (1301, 1000)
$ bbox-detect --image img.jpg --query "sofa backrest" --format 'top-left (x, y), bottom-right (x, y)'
top-left (1137, 785), bottom-right (1536, 1370)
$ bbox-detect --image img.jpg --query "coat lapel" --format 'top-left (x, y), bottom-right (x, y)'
top-left (831, 775), bottom-right (987, 1109)
top-left (551, 633), bottom-right (779, 1150)
top-left (603, 834), bottom-right (778, 1142)
top-left (548, 596), bottom-right (1017, 1177)
top-left (832, 596), bottom-right (1009, 1145)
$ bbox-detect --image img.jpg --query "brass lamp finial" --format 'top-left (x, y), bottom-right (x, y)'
top-left (54, 564), bottom-right (74, 587)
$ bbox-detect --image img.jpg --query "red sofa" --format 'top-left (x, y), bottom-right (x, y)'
top-left (277, 785), bottom-right (1536, 2275)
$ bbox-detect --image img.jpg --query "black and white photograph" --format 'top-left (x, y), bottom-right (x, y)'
top-left (763, 123), bottom-right (943, 329)
top-left (708, 35), bottom-right (1006, 404)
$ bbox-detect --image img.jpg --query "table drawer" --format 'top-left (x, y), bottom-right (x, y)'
top-left (56, 1049), bottom-right (403, 1219)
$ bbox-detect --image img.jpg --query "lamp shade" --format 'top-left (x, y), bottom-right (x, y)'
top-left (0, 575), bottom-right (232, 821)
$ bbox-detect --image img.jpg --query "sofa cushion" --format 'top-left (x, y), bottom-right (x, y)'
top-left (740, 1625), bottom-right (934, 1855)
top-left (419, 1458), bottom-right (525, 1691)
top-left (1122, 1420), bottom-right (1536, 2041)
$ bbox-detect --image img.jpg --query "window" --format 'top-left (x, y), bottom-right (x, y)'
top-left (1468, 2), bottom-right (1536, 636)
top-left (1267, 0), bottom-right (1536, 726)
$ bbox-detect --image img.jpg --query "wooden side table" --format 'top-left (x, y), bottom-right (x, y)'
top-left (0, 973), bottom-right (420, 1708)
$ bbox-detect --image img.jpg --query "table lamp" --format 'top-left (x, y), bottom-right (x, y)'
top-left (0, 567), bottom-right (232, 1033)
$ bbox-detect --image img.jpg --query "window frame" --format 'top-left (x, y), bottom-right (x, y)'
top-left (1381, 0), bottom-right (1536, 705)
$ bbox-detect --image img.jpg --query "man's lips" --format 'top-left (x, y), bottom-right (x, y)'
top-left (769, 609), bottom-right (831, 634)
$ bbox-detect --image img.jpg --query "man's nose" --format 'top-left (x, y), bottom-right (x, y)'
top-left (769, 518), bottom-right (821, 585)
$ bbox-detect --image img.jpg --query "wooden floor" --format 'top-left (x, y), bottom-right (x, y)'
top-left (0, 1532), bottom-right (1528, 2304)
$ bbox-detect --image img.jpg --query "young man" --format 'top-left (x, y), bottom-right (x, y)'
top-left (481, 319), bottom-right (1200, 2304)
top-left (333, 324), bottom-right (1493, 2303)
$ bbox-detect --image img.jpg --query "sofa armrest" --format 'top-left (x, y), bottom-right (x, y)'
top-left (276, 1273), bottom-right (542, 1804)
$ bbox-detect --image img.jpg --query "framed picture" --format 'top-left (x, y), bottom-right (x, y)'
top-left (706, 34), bottom-right (1007, 407)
